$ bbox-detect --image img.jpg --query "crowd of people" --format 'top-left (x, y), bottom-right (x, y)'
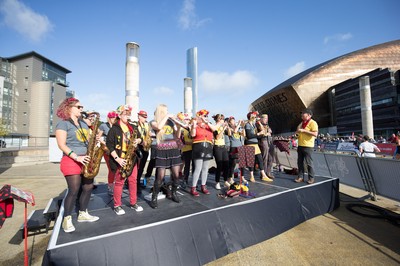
top-left (54, 98), bottom-right (326, 233)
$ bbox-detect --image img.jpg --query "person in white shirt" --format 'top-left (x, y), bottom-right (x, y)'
top-left (359, 135), bottom-right (381, 157)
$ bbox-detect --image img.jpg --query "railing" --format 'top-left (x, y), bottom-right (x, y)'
top-left (0, 136), bottom-right (49, 150)
top-left (276, 147), bottom-right (400, 202)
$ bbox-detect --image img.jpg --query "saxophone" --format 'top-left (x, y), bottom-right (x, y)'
top-left (82, 112), bottom-right (107, 179)
top-left (120, 129), bottom-right (138, 179)
top-left (141, 122), bottom-right (152, 152)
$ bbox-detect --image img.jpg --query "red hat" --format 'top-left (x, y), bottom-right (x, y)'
top-left (138, 110), bottom-right (148, 118)
top-left (107, 111), bottom-right (118, 118)
top-left (247, 111), bottom-right (259, 120)
top-left (196, 109), bottom-right (209, 117)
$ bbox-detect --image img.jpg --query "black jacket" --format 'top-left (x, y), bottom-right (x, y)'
top-left (106, 121), bottom-right (141, 173)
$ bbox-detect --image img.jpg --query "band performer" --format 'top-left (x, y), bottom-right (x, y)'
top-left (106, 104), bottom-right (144, 215)
top-left (149, 104), bottom-right (183, 208)
top-left (99, 111), bottom-right (118, 195)
top-left (55, 97), bottom-right (99, 233)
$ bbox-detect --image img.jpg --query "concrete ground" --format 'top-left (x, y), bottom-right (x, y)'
top-left (0, 162), bottom-right (399, 266)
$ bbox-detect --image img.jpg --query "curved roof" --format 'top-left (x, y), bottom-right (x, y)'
top-left (250, 40), bottom-right (400, 134)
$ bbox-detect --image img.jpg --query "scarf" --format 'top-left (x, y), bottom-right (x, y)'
top-left (301, 119), bottom-right (311, 129)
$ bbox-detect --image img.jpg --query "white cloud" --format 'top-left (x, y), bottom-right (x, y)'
top-left (284, 61), bottom-right (306, 79)
top-left (178, 0), bottom-right (211, 30)
top-left (199, 70), bottom-right (259, 93)
top-left (78, 92), bottom-right (118, 121)
top-left (0, 0), bottom-right (53, 42)
top-left (153, 86), bottom-right (174, 96)
top-left (324, 33), bottom-right (353, 44)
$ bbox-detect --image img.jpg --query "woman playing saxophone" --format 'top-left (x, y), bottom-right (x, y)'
top-left (106, 104), bottom-right (143, 216)
top-left (55, 97), bottom-right (99, 233)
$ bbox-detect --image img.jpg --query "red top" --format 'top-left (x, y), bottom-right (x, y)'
top-left (193, 124), bottom-right (214, 143)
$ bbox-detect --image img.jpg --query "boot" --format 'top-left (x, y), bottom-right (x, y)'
top-left (150, 181), bottom-right (160, 209)
top-left (165, 183), bottom-right (172, 199)
top-left (201, 185), bottom-right (210, 195)
top-left (191, 186), bottom-right (200, 197)
top-left (171, 182), bottom-right (180, 203)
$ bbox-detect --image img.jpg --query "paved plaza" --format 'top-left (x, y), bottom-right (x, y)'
top-left (0, 162), bottom-right (399, 266)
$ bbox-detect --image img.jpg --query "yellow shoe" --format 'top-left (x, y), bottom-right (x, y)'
top-left (249, 176), bottom-right (256, 183)
top-left (261, 176), bottom-right (273, 182)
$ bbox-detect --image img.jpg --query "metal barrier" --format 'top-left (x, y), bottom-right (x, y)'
top-left (276, 149), bottom-right (400, 202)
top-left (363, 157), bottom-right (400, 201)
top-left (0, 136), bottom-right (49, 150)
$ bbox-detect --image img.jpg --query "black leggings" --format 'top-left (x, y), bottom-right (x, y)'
top-left (181, 150), bottom-right (193, 180)
top-left (155, 165), bottom-right (180, 186)
top-left (214, 146), bottom-right (229, 182)
top-left (64, 174), bottom-right (94, 216)
top-left (248, 154), bottom-right (264, 172)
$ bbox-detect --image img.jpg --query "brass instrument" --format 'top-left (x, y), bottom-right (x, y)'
top-left (141, 122), bottom-right (152, 152)
top-left (120, 129), bottom-right (138, 179)
top-left (83, 112), bottom-right (107, 179)
top-left (257, 121), bottom-right (272, 137)
top-left (168, 117), bottom-right (189, 130)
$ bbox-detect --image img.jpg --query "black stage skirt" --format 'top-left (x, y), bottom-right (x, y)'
top-left (154, 148), bottom-right (182, 168)
top-left (192, 142), bottom-right (214, 161)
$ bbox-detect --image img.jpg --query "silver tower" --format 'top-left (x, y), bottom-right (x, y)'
top-left (186, 47), bottom-right (198, 114)
top-left (184, 77), bottom-right (193, 117)
top-left (125, 42), bottom-right (140, 120)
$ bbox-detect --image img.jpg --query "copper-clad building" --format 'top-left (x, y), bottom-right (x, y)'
top-left (250, 40), bottom-right (400, 134)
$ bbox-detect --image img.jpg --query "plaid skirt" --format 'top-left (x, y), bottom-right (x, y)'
top-left (154, 148), bottom-right (182, 168)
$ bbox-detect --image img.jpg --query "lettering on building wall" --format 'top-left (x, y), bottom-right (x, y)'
top-left (253, 92), bottom-right (299, 132)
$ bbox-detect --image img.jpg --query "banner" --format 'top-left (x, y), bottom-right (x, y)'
top-left (337, 142), bottom-right (357, 152)
top-left (320, 142), bottom-right (339, 151)
top-left (375, 143), bottom-right (397, 156)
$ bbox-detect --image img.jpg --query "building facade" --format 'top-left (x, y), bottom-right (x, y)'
top-left (332, 68), bottom-right (400, 137)
top-left (0, 51), bottom-right (72, 146)
top-left (250, 40), bottom-right (400, 137)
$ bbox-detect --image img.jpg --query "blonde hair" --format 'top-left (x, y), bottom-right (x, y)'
top-left (154, 104), bottom-right (168, 143)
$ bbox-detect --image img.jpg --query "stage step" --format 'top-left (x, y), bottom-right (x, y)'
top-left (43, 197), bottom-right (62, 221)
top-left (20, 209), bottom-right (50, 239)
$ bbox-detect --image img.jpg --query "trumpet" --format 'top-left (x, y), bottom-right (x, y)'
top-left (168, 116), bottom-right (190, 130)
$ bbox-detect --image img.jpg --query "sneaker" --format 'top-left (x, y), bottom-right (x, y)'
top-left (114, 206), bottom-right (125, 215)
top-left (261, 176), bottom-right (273, 182)
top-left (307, 178), bottom-right (315, 184)
top-left (130, 203), bottom-right (144, 212)
top-left (77, 210), bottom-right (99, 222)
top-left (215, 182), bottom-right (221, 190)
top-left (62, 215), bottom-right (75, 233)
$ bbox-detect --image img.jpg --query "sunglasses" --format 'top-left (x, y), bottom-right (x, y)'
top-left (74, 105), bottom-right (84, 110)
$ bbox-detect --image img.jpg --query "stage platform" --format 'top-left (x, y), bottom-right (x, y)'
top-left (43, 172), bottom-right (339, 266)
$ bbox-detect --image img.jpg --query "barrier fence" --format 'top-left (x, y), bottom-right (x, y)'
top-left (276, 148), bottom-right (400, 202)
top-left (0, 136), bottom-right (49, 150)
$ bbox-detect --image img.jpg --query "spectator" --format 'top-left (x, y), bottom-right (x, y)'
top-left (359, 135), bottom-right (380, 157)
top-left (388, 133), bottom-right (398, 144)
top-left (377, 136), bottom-right (386, 143)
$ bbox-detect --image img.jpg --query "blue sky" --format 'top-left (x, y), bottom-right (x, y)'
top-left (1, 0), bottom-right (399, 121)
